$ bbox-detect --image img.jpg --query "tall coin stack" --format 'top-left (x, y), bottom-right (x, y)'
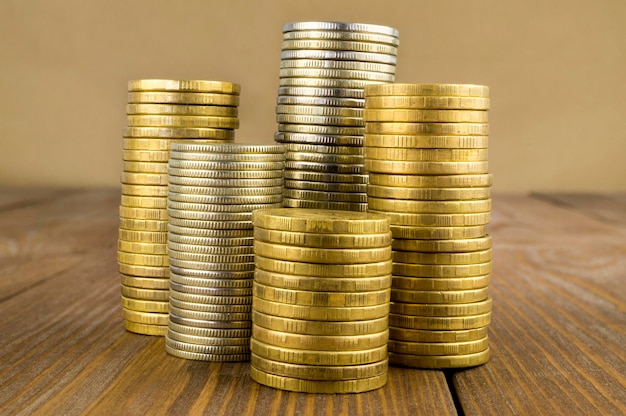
top-left (250, 208), bottom-right (392, 393)
top-left (275, 22), bottom-right (399, 212)
top-left (164, 142), bottom-right (285, 361)
top-left (363, 83), bottom-right (492, 368)
top-left (119, 79), bottom-right (240, 336)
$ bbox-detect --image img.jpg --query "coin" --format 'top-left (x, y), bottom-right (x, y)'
top-left (120, 184), bottom-right (168, 197)
top-left (167, 258), bottom-right (255, 271)
top-left (364, 134), bottom-right (488, 149)
top-left (392, 235), bottom-right (492, 252)
top-left (277, 104), bottom-right (363, 118)
top-left (253, 227), bottom-right (391, 248)
top-left (281, 39), bottom-right (397, 55)
top-left (117, 251), bottom-right (169, 266)
top-left (388, 349), bottom-right (490, 369)
top-left (118, 263), bottom-right (169, 278)
top-left (165, 338), bottom-right (250, 354)
top-left (279, 68), bottom-right (394, 82)
top-left (363, 109), bottom-right (488, 123)
top-left (169, 292), bottom-right (251, 308)
top-left (169, 281), bottom-right (252, 296)
top-left (367, 197), bottom-right (491, 214)
top-left (170, 152), bottom-right (284, 162)
top-left (252, 310), bottom-right (388, 336)
top-left (281, 50), bottom-right (397, 65)
top-left (365, 83), bottom-right (489, 97)
top-left (168, 194), bottom-right (282, 206)
top-left (284, 143), bottom-right (363, 155)
top-left (119, 206), bottom-right (168, 221)
top-left (275, 132), bottom-right (363, 146)
top-left (120, 195), bottom-right (168, 209)
top-left (167, 234), bottom-right (252, 248)
top-left (253, 325), bottom-right (388, 351)
top-left (278, 86), bottom-right (365, 100)
top-left (392, 275), bottom-right (490, 291)
top-left (390, 298), bottom-right (492, 317)
top-left (118, 240), bottom-right (168, 255)
top-left (284, 189), bottom-right (367, 203)
top-left (392, 262), bottom-right (492, 277)
top-left (123, 138), bottom-right (172, 150)
top-left (126, 103), bottom-right (238, 117)
top-left (252, 208), bottom-right (389, 234)
top-left (277, 114), bottom-right (364, 127)
top-left (168, 175), bottom-right (284, 188)
top-left (280, 59), bottom-right (395, 74)
top-left (367, 185), bottom-right (491, 201)
top-left (369, 211), bottom-right (491, 227)
top-left (254, 269), bottom-right (390, 292)
top-left (253, 282), bottom-right (389, 307)
top-left (123, 150), bottom-right (170, 162)
top-left (168, 249), bottom-right (254, 263)
top-left (365, 122), bottom-right (489, 136)
top-left (393, 249), bottom-right (492, 265)
top-left (122, 159), bottom-right (167, 171)
top-left (166, 329), bottom-right (250, 346)
top-left (284, 180), bottom-right (366, 193)
top-left (364, 160), bottom-right (489, 175)
top-left (365, 95), bottom-right (490, 110)
top-left (168, 322), bottom-right (251, 338)
top-left (167, 241), bottom-right (253, 255)
top-left (172, 142), bottom-right (285, 153)
top-left (254, 240), bottom-right (390, 264)
top-left (364, 148), bottom-right (488, 162)
top-left (390, 288), bottom-right (490, 304)
top-left (124, 321), bottom-right (168, 336)
top-left (167, 225), bottom-right (253, 238)
top-left (123, 308), bottom-right (169, 325)
top-left (251, 354), bottom-right (388, 381)
top-left (169, 313), bottom-right (251, 328)
top-left (121, 275), bottom-right (170, 290)
top-left (169, 305), bottom-right (251, 321)
top-left (287, 199), bottom-right (359, 210)
top-left (249, 367), bottom-right (387, 394)
top-left (279, 78), bottom-right (383, 90)
top-left (121, 295), bottom-right (169, 313)
top-left (127, 115), bottom-right (239, 129)
top-left (368, 173), bottom-right (492, 188)
top-left (123, 126), bottom-right (235, 140)
top-left (170, 273), bottom-right (252, 289)
top-left (119, 229), bottom-right (168, 243)
top-left (389, 337), bottom-right (488, 355)
top-left (119, 217), bottom-right (168, 232)
top-left (167, 217), bottom-right (252, 230)
top-left (127, 91), bottom-right (239, 106)
top-left (120, 172), bottom-right (169, 186)
top-left (389, 326), bottom-right (488, 343)
top-left (283, 21), bottom-right (399, 37)
top-left (254, 255), bottom-right (392, 278)
top-left (168, 167), bottom-right (283, 179)
top-left (168, 159), bottom-right (283, 171)
top-left (284, 170), bottom-right (368, 184)
top-left (167, 209), bottom-right (253, 223)
top-left (253, 298), bottom-right (389, 322)
top-left (128, 79), bottom-right (240, 94)
top-left (277, 95), bottom-right (365, 108)
top-left (164, 345), bottom-right (250, 362)
top-left (282, 30), bottom-right (399, 46)
top-left (389, 312), bottom-right (491, 330)
top-left (121, 285), bottom-right (169, 301)
top-left (167, 185), bottom-right (283, 197)
top-left (285, 151), bottom-right (364, 164)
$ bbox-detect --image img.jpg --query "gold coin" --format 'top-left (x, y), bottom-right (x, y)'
top-left (118, 229), bottom-right (168, 243)
top-left (253, 297), bottom-right (389, 321)
top-left (283, 198), bottom-right (367, 212)
top-left (169, 152), bottom-right (284, 163)
top-left (121, 295), bottom-right (169, 313)
top-left (167, 241), bottom-right (253, 255)
top-left (254, 240), bottom-right (391, 264)
top-left (251, 354), bottom-right (388, 381)
top-left (390, 288), bottom-right (490, 304)
top-left (393, 262), bottom-right (492, 277)
top-left (252, 208), bottom-right (389, 234)
top-left (168, 158), bottom-right (283, 171)
top-left (280, 58), bottom-right (395, 74)
top-left (278, 68), bottom-right (393, 82)
top-left (117, 251), bottom-right (169, 267)
top-left (279, 77), bottom-right (383, 90)
top-left (254, 269), bottom-right (390, 292)
top-left (390, 298), bottom-right (492, 317)
top-left (284, 180), bottom-right (366, 194)
top-left (170, 142), bottom-right (285, 154)
top-left (367, 197), bottom-right (491, 214)
top-left (166, 329), bottom-right (250, 346)
top-left (365, 95), bottom-right (490, 110)
top-left (364, 160), bottom-right (489, 175)
top-left (389, 311), bottom-right (491, 330)
top-left (253, 282), bottom-right (389, 307)
top-left (277, 113), bottom-right (364, 127)
top-left (363, 109), bottom-right (488, 123)
top-left (122, 150), bottom-right (170, 162)
top-left (124, 321), bottom-right (168, 336)
top-left (252, 310), bottom-right (388, 336)
top-left (393, 249), bottom-right (492, 265)
top-left (278, 123), bottom-right (364, 136)
top-left (365, 122), bottom-right (488, 136)
top-left (253, 325), bottom-right (388, 351)
top-left (276, 104), bottom-right (363, 117)
top-left (369, 211), bottom-right (491, 227)
top-left (255, 255), bottom-right (392, 278)
top-left (251, 338), bottom-right (387, 366)
top-left (119, 206), bottom-right (168, 221)
top-left (120, 184), bottom-right (168, 197)
top-left (390, 225), bottom-right (487, 239)
top-left (120, 195), bottom-right (168, 209)
top-left (389, 326), bottom-right (488, 343)
top-left (282, 30), bottom-right (399, 45)
top-left (253, 227), bottom-right (391, 248)
top-left (389, 337), bottom-right (488, 355)
top-left (165, 337), bottom-right (250, 355)
top-left (121, 285), bottom-right (169, 301)
top-left (118, 263), bottom-right (169, 278)
top-left (250, 366), bottom-right (387, 394)
top-left (127, 115), bottom-right (239, 129)
top-left (284, 170), bottom-right (368, 184)
top-left (164, 345), bottom-right (250, 362)
top-left (365, 84), bottom-right (489, 97)
top-left (123, 138), bottom-right (172, 151)
top-left (127, 91), bottom-right (239, 106)
top-left (168, 185), bottom-right (283, 197)
top-left (128, 79), bottom-right (240, 94)
top-left (275, 132), bottom-right (363, 147)
top-left (127, 103), bottom-right (238, 117)
top-left (167, 167), bottom-right (283, 179)
top-left (120, 172), bottom-right (169, 186)
top-left (119, 217), bottom-right (168, 232)
top-left (368, 173), bottom-right (492, 188)
top-left (392, 235), bottom-right (492, 252)
top-left (122, 308), bottom-right (169, 325)
top-left (118, 239), bottom-right (168, 254)
top-left (167, 322), bottom-right (251, 338)
top-left (284, 189), bottom-right (367, 203)
top-left (364, 134), bottom-right (488, 149)
top-left (285, 151), bottom-right (364, 165)
top-left (392, 275), bottom-right (490, 291)
top-left (364, 148), bottom-right (488, 162)
top-left (388, 348), bottom-right (490, 369)
top-left (121, 275), bottom-right (170, 290)
top-left (281, 39), bottom-right (398, 54)
top-left (123, 126), bottom-right (235, 140)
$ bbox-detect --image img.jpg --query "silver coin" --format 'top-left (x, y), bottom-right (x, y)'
top-left (279, 77), bottom-right (382, 90)
top-left (284, 179), bottom-right (367, 193)
top-left (276, 114), bottom-right (364, 127)
top-left (168, 257), bottom-right (255, 271)
top-left (278, 87), bottom-right (364, 99)
top-left (281, 50), bottom-right (397, 65)
top-left (166, 202), bottom-right (281, 214)
top-left (170, 290), bottom-right (252, 306)
top-left (285, 160), bottom-right (364, 174)
top-left (168, 216), bottom-right (254, 229)
top-left (281, 39), bottom-right (398, 55)
top-left (170, 281), bottom-right (253, 296)
top-left (167, 233), bottom-right (253, 246)
top-left (278, 123), bottom-right (364, 136)
top-left (279, 68), bottom-right (394, 82)
top-left (274, 132), bottom-right (363, 146)
top-left (168, 167), bottom-right (284, 179)
top-left (166, 329), bottom-right (250, 346)
top-left (168, 209), bottom-right (253, 222)
top-left (169, 273), bottom-right (253, 288)
top-left (282, 30), bottom-right (399, 46)
top-left (276, 95), bottom-right (364, 107)
top-left (280, 59), bottom-right (395, 74)
top-left (169, 306), bottom-right (251, 322)
top-left (283, 198), bottom-right (368, 212)
top-left (284, 188), bottom-right (368, 203)
top-left (169, 151), bottom-right (284, 162)
top-left (168, 175), bottom-right (284, 188)
top-left (168, 322), bottom-right (252, 338)
top-left (168, 248), bottom-right (255, 263)
top-left (169, 297), bottom-right (252, 313)
top-left (276, 104), bottom-right (363, 118)
top-left (168, 185), bottom-right (283, 196)
top-left (169, 313), bottom-right (252, 329)
top-left (168, 159), bottom-right (284, 171)
top-left (282, 22), bottom-right (399, 38)
top-left (164, 338), bottom-right (250, 354)
top-left (167, 241), bottom-right (254, 255)
top-left (171, 142), bottom-right (285, 153)
top-left (168, 193), bottom-right (283, 205)
top-left (169, 265), bottom-right (254, 279)
top-left (285, 151), bottom-right (364, 165)
top-left (283, 170), bottom-right (368, 184)
top-left (283, 143), bottom-right (363, 155)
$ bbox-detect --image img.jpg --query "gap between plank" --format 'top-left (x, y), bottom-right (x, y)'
top-left (444, 370), bottom-right (464, 416)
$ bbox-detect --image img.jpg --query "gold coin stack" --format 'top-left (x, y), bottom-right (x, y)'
top-left (250, 208), bottom-right (392, 393)
top-left (363, 83), bottom-right (492, 368)
top-left (164, 142), bottom-right (285, 361)
top-left (119, 79), bottom-right (240, 336)
top-left (275, 21), bottom-right (399, 212)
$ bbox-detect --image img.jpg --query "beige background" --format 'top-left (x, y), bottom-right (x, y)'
top-left (0, 0), bottom-right (624, 192)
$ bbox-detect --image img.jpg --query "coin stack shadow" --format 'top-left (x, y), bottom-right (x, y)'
top-left (275, 22), bottom-right (399, 212)
top-left (363, 83), bottom-right (492, 368)
top-left (164, 142), bottom-right (285, 361)
top-left (119, 79), bottom-right (240, 336)
top-left (250, 208), bottom-right (393, 393)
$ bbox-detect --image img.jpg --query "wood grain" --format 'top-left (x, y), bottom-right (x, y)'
top-left (534, 192), bottom-right (626, 225)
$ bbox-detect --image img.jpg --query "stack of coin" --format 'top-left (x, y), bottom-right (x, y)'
top-left (275, 22), bottom-right (399, 212)
top-left (250, 208), bottom-right (392, 393)
top-left (119, 79), bottom-right (240, 336)
top-left (363, 83), bottom-right (492, 368)
top-left (164, 142), bottom-right (285, 361)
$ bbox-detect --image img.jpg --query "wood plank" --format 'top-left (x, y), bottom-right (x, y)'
top-left (533, 192), bottom-right (626, 226)
top-left (451, 195), bottom-right (626, 415)
top-left (0, 188), bottom-right (66, 211)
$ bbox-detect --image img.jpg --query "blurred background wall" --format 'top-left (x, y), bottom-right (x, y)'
top-left (0, 0), bottom-right (624, 192)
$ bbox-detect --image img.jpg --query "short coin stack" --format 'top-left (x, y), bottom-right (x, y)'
top-left (250, 208), bottom-right (392, 393)
top-left (275, 21), bottom-right (399, 212)
top-left (119, 79), bottom-right (240, 336)
top-left (164, 142), bottom-right (285, 361)
top-left (363, 83), bottom-right (492, 368)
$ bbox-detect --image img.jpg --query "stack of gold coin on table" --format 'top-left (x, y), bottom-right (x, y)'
top-left (250, 208), bottom-right (392, 393)
top-left (275, 21), bottom-right (399, 212)
top-left (363, 83), bottom-right (492, 368)
top-left (119, 79), bottom-right (240, 336)
top-left (164, 142), bottom-right (285, 361)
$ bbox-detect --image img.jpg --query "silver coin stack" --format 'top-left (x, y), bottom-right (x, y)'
top-left (164, 142), bottom-right (286, 361)
top-left (275, 21), bottom-right (400, 212)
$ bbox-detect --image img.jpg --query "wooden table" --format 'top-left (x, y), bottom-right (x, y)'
top-left (0, 189), bottom-right (624, 415)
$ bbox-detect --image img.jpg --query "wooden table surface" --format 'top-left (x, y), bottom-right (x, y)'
top-left (0, 189), bottom-right (624, 415)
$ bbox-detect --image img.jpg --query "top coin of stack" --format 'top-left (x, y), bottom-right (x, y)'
top-left (275, 22), bottom-right (399, 212)
top-left (119, 79), bottom-right (240, 336)
top-left (363, 83), bottom-right (492, 368)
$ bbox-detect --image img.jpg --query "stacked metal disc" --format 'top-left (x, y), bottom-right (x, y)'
top-left (363, 83), bottom-right (492, 369)
top-left (119, 79), bottom-right (240, 336)
top-left (275, 21), bottom-right (399, 212)
top-left (250, 208), bottom-right (392, 393)
top-left (164, 142), bottom-right (285, 361)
